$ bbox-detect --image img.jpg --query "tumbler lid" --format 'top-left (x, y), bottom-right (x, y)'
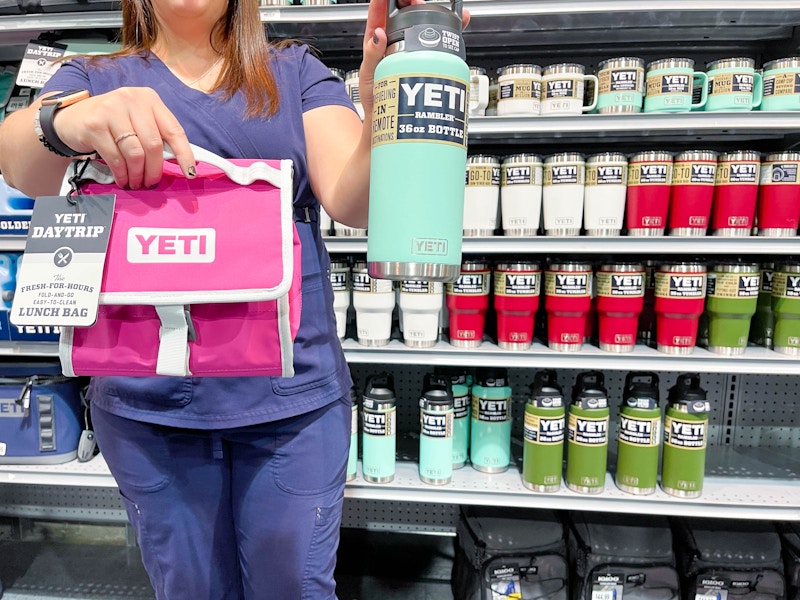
top-left (528, 370), bottom-right (564, 408)
top-left (572, 371), bottom-right (608, 409)
top-left (363, 372), bottom-right (396, 409)
top-left (667, 373), bottom-right (709, 412)
top-left (623, 372), bottom-right (660, 410)
top-left (386, 0), bottom-right (464, 57)
top-left (475, 367), bottom-right (509, 388)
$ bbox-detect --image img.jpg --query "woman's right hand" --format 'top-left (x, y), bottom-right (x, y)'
top-left (49, 86), bottom-right (197, 190)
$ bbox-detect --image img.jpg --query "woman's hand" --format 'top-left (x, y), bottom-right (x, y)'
top-left (48, 86), bottom-right (196, 190)
top-left (359, 0), bottom-right (471, 121)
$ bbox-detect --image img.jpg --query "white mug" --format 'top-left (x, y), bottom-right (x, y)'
top-left (541, 63), bottom-right (598, 116)
top-left (497, 64), bottom-right (542, 116)
top-left (469, 66), bottom-right (490, 116)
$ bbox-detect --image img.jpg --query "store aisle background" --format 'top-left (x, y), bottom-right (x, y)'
top-left (0, 519), bottom-right (455, 599)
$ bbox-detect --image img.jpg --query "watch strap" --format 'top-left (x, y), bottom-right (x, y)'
top-left (37, 102), bottom-right (85, 158)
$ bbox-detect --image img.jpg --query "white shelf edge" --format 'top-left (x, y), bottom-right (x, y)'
top-left (342, 339), bottom-right (800, 375)
top-left (322, 235), bottom-right (800, 255)
top-left (346, 462), bottom-right (800, 521)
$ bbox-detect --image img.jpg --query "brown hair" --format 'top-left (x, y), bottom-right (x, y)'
top-left (111, 0), bottom-right (280, 118)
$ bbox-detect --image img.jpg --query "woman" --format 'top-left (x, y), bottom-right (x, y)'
top-left (0, 0), bottom-right (467, 597)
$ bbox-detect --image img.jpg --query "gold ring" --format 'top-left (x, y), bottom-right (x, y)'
top-left (114, 131), bottom-right (138, 144)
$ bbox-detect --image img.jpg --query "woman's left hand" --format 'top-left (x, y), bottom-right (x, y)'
top-left (359, 0), bottom-right (471, 121)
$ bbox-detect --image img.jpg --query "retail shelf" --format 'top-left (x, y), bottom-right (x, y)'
top-left (1, 449), bottom-right (797, 521)
top-left (0, 341), bottom-right (58, 356)
top-left (323, 235), bottom-right (800, 256)
top-left (467, 112), bottom-right (800, 144)
top-left (342, 339), bottom-right (800, 375)
top-left (345, 456), bottom-right (800, 522)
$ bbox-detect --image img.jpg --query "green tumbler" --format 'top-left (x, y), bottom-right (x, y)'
top-left (706, 263), bottom-right (760, 355)
top-left (772, 262), bottom-right (800, 355)
top-left (749, 263), bottom-right (775, 348)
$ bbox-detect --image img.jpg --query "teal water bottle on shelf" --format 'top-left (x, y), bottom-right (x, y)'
top-left (367, 0), bottom-right (469, 283)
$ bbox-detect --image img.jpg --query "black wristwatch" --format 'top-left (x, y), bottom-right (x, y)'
top-left (34, 89), bottom-right (91, 157)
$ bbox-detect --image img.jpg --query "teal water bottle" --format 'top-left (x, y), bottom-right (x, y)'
top-left (361, 373), bottom-right (397, 483)
top-left (470, 368), bottom-right (512, 473)
top-left (435, 366), bottom-right (471, 468)
top-left (347, 382), bottom-right (358, 482)
top-left (615, 372), bottom-right (662, 495)
top-left (418, 373), bottom-right (454, 485)
top-left (367, 0), bottom-right (469, 283)
top-left (565, 371), bottom-right (610, 494)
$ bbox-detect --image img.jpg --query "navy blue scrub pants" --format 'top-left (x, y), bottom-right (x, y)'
top-left (91, 396), bottom-right (350, 600)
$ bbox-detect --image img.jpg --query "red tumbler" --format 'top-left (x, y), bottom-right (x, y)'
top-left (757, 151), bottom-right (800, 237)
top-left (654, 262), bottom-right (707, 354)
top-left (668, 150), bottom-right (718, 236)
top-left (446, 260), bottom-right (491, 347)
top-left (544, 262), bottom-right (593, 351)
top-left (626, 151), bottom-right (673, 236)
top-left (494, 262), bottom-right (541, 350)
top-left (637, 260), bottom-right (658, 347)
top-left (596, 263), bottom-right (645, 352)
top-left (711, 150), bottom-right (761, 236)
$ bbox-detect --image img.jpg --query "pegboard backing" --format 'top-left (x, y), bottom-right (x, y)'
top-left (732, 374), bottom-right (800, 450)
top-left (342, 499), bottom-right (459, 534)
top-left (0, 485), bottom-right (127, 523)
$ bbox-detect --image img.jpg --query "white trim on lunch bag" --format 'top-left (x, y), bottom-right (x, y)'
top-left (277, 292), bottom-right (294, 378)
top-left (58, 326), bottom-right (76, 377)
top-left (155, 305), bottom-right (193, 377)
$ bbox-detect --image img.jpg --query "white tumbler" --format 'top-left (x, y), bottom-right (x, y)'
top-left (345, 69), bottom-right (364, 121)
top-left (334, 220), bottom-right (367, 237)
top-left (464, 155), bottom-right (501, 236)
top-left (584, 152), bottom-right (628, 236)
top-left (330, 259), bottom-right (350, 340)
top-left (399, 280), bottom-right (444, 348)
top-left (319, 205), bottom-right (332, 236)
top-left (542, 152), bottom-right (586, 236)
top-left (352, 261), bottom-right (395, 346)
top-left (500, 153), bottom-right (543, 236)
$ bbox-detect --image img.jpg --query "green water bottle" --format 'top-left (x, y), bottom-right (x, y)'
top-left (772, 262), bottom-right (800, 355)
top-left (367, 0), bottom-right (469, 283)
top-left (522, 369), bottom-right (565, 493)
top-left (346, 382), bottom-right (358, 482)
top-left (566, 371), bottom-right (610, 495)
top-left (661, 373), bottom-right (710, 498)
top-left (418, 373), bottom-right (454, 485)
top-left (750, 262), bottom-right (775, 348)
top-left (470, 367), bottom-right (512, 473)
top-left (615, 372), bottom-right (661, 495)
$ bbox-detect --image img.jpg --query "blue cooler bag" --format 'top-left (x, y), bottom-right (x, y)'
top-left (0, 362), bottom-right (84, 464)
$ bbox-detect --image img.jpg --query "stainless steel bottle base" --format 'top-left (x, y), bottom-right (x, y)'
top-left (336, 228), bottom-right (367, 237)
top-left (708, 345), bottom-right (746, 356)
top-left (498, 341), bottom-right (532, 351)
top-left (598, 105), bottom-right (642, 114)
top-left (522, 480), bottom-right (560, 493)
top-left (616, 481), bottom-right (656, 495)
top-left (759, 228), bottom-right (797, 237)
top-left (565, 482), bottom-right (604, 495)
top-left (657, 344), bottom-right (695, 355)
top-left (420, 475), bottom-right (452, 486)
top-left (549, 342), bottom-right (582, 352)
top-left (586, 228), bottom-right (622, 237)
top-left (600, 342), bottom-right (635, 353)
top-left (357, 338), bottom-right (390, 347)
top-left (661, 485), bottom-right (702, 499)
top-left (368, 261), bottom-right (460, 283)
top-left (404, 338), bottom-right (438, 349)
top-left (346, 473), bottom-right (356, 482)
top-left (453, 460), bottom-right (467, 470)
top-left (712, 228), bottom-right (750, 237)
top-left (546, 228), bottom-right (580, 236)
top-left (627, 228), bottom-right (665, 237)
top-left (363, 474), bottom-right (395, 484)
top-left (669, 227), bottom-right (707, 237)
top-left (503, 228), bottom-right (538, 236)
top-left (463, 228), bottom-right (495, 237)
top-left (472, 464), bottom-right (509, 474)
top-left (450, 338), bottom-right (483, 348)
top-left (775, 345), bottom-right (800, 356)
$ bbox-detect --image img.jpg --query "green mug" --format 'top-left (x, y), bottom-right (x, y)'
top-left (705, 57), bottom-right (763, 112)
top-left (761, 57), bottom-right (800, 111)
top-left (644, 58), bottom-right (708, 113)
top-left (596, 57), bottom-right (645, 114)
top-left (706, 263), bottom-right (760, 355)
top-left (772, 262), bottom-right (800, 355)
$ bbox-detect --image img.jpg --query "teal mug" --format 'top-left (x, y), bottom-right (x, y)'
top-left (596, 57), bottom-right (646, 113)
top-left (705, 57), bottom-right (763, 111)
top-left (644, 58), bottom-right (708, 113)
top-left (761, 57), bottom-right (800, 111)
